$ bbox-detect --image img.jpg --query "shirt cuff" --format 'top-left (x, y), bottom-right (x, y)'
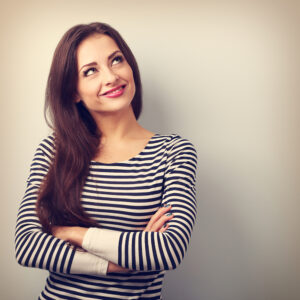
top-left (82, 227), bottom-right (121, 264)
top-left (70, 250), bottom-right (109, 275)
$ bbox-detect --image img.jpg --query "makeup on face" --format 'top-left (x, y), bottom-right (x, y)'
top-left (76, 34), bottom-right (136, 114)
top-left (100, 84), bottom-right (127, 98)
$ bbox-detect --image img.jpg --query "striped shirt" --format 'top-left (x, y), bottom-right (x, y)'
top-left (15, 133), bottom-right (197, 300)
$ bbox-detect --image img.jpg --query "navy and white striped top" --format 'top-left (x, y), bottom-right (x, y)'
top-left (15, 133), bottom-right (197, 300)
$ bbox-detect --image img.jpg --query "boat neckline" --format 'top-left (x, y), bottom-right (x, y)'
top-left (90, 133), bottom-right (159, 165)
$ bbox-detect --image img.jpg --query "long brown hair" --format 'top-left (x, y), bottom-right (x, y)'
top-left (37, 22), bottom-right (143, 233)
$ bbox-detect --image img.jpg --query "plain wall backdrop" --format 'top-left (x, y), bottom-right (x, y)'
top-left (0, 0), bottom-right (299, 299)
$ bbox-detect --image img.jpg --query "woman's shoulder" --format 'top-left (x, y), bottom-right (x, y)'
top-left (153, 133), bottom-right (197, 163)
top-left (155, 133), bottom-right (197, 152)
top-left (154, 133), bottom-right (197, 172)
top-left (34, 132), bottom-right (56, 159)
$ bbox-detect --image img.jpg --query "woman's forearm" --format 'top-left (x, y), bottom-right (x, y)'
top-left (52, 227), bottom-right (130, 273)
top-left (52, 205), bottom-right (173, 273)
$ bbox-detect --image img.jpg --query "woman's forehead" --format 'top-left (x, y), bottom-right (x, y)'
top-left (77, 34), bottom-right (120, 63)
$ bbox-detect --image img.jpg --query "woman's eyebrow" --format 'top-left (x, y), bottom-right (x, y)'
top-left (79, 50), bottom-right (122, 72)
top-left (79, 61), bottom-right (97, 72)
top-left (108, 50), bottom-right (122, 60)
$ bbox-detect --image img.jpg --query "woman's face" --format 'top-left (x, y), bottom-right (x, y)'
top-left (76, 33), bottom-right (136, 117)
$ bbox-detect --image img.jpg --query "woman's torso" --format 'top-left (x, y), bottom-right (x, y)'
top-left (39, 132), bottom-right (178, 300)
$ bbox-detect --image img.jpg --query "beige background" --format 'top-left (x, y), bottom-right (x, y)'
top-left (0, 0), bottom-right (299, 299)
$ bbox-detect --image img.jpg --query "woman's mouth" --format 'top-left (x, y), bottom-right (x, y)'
top-left (101, 85), bottom-right (126, 98)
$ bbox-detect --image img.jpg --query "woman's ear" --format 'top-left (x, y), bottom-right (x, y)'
top-left (74, 93), bottom-right (81, 103)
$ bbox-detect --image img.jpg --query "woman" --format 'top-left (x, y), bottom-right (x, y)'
top-left (15, 22), bottom-right (197, 300)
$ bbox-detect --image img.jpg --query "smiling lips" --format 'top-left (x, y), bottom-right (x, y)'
top-left (101, 85), bottom-right (126, 98)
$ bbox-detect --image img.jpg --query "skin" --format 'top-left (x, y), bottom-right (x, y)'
top-left (75, 33), bottom-right (136, 119)
top-left (52, 34), bottom-right (174, 273)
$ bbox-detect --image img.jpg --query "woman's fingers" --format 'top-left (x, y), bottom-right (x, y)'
top-left (159, 223), bottom-right (170, 233)
top-left (144, 205), bottom-right (173, 232)
top-left (145, 205), bottom-right (171, 230)
top-left (150, 213), bottom-right (174, 232)
top-left (107, 262), bottom-right (131, 273)
top-left (144, 205), bottom-right (171, 231)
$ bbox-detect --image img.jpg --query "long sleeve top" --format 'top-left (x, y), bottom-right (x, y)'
top-left (15, 133), bottom-right (197, 300)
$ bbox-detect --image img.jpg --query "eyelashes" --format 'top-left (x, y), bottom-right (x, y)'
top-left (83, 55), bottom-right (124, 77)
top-left (111, 55), bottom-right (123, 65)
top-left (83, 67), bottom-right (97, 77)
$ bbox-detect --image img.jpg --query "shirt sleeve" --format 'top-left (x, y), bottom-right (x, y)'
top-left (82, 138), bottom-right (198, 271)
top-left (15, 136), bottom-right (108, 275)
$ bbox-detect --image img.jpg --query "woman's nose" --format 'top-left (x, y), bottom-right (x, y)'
top-left (102, 67), bottom-right (119, 85)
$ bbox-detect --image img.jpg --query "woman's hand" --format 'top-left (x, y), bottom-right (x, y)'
top-left (144, 204), bottom-right (173, 232)
top-left (52, 226), bottom-right (88, 247)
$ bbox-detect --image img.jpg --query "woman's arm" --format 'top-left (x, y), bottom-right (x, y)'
top-left (60, 138), bottom-right (198, 271)
top-left (15, 137), bottom-right (108, 275)
top-left (52, 205), bottom-right (173, 246)
top-left (52, 204), bottom-right (174, 273)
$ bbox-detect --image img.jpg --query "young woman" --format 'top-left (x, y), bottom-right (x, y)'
top-left (15, 22), bottom-right (197, 300)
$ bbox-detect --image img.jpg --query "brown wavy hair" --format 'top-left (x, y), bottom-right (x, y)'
top-left (36, 22), bottom-right (142, 233)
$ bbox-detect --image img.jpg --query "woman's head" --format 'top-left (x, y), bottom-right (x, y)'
top-left (76, 33), bottom-right (136, 119)
top-left (45, 22), bottom-right (142, 135)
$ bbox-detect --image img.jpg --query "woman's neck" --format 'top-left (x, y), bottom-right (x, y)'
top-left (92, 105), bottom-right (145, 144)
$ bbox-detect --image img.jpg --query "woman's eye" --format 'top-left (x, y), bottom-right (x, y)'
top-left (112, 55), bottom-right (123, 66)
top-left (83, 67), bottom-right (97, 77)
